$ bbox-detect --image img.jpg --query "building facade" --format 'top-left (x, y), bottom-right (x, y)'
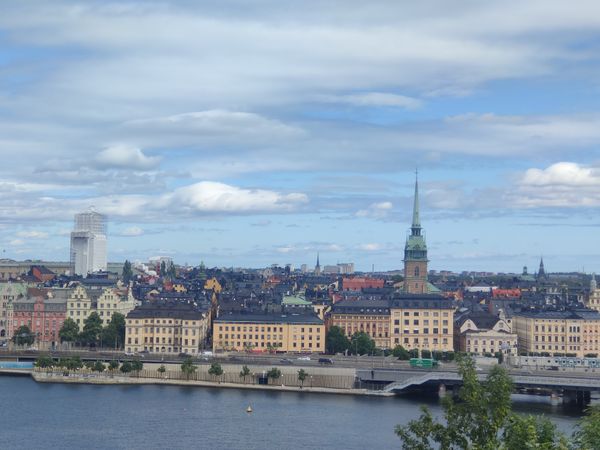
top-left (390, 294), bottom-right (454, 352)
top-left (0, 281), bottom-right (28, 338)
top-left (587, 274), bottom-right (600, 312)
top-left (454, 312), bottom-right (517, 355)
top-left (213, 313), bottom-right (325, 353)
top-left (513, 309), bottom-right (600, 358)
top-left (328, 299), bottom-right (390, 348)
top-left (66, 284), bottom-right (137, 329)
top-left (125, 302), bottom-right (210, 355)
top-left (70, 210), bottom-right (108, 276)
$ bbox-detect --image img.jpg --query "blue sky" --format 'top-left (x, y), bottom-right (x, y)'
top-left (1, 1), bottom-right (600, 273)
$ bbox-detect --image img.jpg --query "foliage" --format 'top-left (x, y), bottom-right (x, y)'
top-left (84, 361), bottom-right (95, 370)
top-left (349, 332), bottom-right (376, 355)
top-left (297, 369), bottom-right (308, 387)
top-left (122, 260), bottom-right (133, 283)
top-left (157, 364), bottom-right (166, 374)
top-left (208, 362), bottom-right (223, 378)
top-left (131, 359), bottom-right (143, 373)
top-left (395, 355), bottom-right (513, 449)
top-left (573, 405), bottom-right (600, 449)
top-left (35, 354), bottom-right (54, 368)
top-left (108, 360), bottom-right (119, 371)
top-left (12, 325), bottom-right (35, 346)
top-left (100, 313), bottom-right (126, 349)
top-left (80, 312), bottom-right (103, 346)
top-left (502, 414), bottom-right (568, 449)
top-left (120, 361), bottom-right (133, 373)
top-left (59, 318), bottom-right (80, 343)
top-left (325, 326), bottom-right (350, 354)
top-left (495, 351), bottom-right (504, 364)
top-left (181, 357), bottom-right (197, 379)
top-left (266, 367), bottom-right (282, 380)
top-left (392, 345), bottom-right (411, 360)
top-left (93, 361), bottom-right (105, 372)
top-left (239, 365), bottom-right (251, 381)
top-left (160, 261), bottom-right (166, 276)
top-left (421, 349), bottom-right (432, 359)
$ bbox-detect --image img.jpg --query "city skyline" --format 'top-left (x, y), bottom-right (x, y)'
top-left (1, 2), bottom-right (600, 272)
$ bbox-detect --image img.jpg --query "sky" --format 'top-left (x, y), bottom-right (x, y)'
top-left (1, 1), bottom-right (600, 273)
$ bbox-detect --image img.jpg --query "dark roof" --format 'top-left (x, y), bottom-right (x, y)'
top-left (515, 309), bottom-right (600, 320)
top-left (456, 312), bottom-right (500, 330)
top-left (215, 313), bottom-right (324, 325)
top-left (127, 302), bottom-right (206, 320)
top-left (391, 293), bottom-right (454, 310)
top-left (331, 299), bottom-right (390, 315)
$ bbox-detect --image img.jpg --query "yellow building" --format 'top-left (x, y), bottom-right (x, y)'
top-left (125, 302), bottom-right (210, 355)
top-left (587, 274), bottom-right (600, 312)
top-left (204, 277), bottom-right (222, 293)
top-left (67, 284), bottom-right (137, 329)
top-left (213, 313), bottom-right (325, 353)
top-left (329, 300), bottom-right (390, 348)
top-left (513, 310), bottom-right (600, 358)
top-left (454, 312), bottom-right (517, 355)
top-left (390, 294), bottom-right (455, 352)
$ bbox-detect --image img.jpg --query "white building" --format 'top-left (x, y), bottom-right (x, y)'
top-left (70, 210), bottom-right (107, 276)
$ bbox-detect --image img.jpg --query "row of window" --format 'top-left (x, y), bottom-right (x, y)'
top-left (393, 328), bottom-right (449, 335)
top-left (393, 337), bottom-right (449, 345)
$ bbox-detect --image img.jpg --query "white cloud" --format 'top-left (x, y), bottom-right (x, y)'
top-left (119, 226), bottom-right (144, 237)
top-left (96, 145), bottom-right (160, 170)
top-left (359, 243), bottom-right (382, 251)
top-left (319, 92), bottom-right (422, 109)
top-left (521, 162), bottom-right (600, 187)
top-left (356, 201), bottom-right (393, 218)
top-left (9, 239), bottom-right (25, 246)
top-left (15, 230), bottom-right (49, 239)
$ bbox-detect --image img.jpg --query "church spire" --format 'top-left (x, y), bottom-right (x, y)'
top-left (411, 169), bottom-right (421, 236)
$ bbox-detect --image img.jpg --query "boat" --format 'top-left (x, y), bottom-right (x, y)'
top-left (246, 405), bottom-right (253, 413)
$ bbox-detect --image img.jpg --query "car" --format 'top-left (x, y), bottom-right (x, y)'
top-left (179, 352), bottom-right (191, 358)
top-left (280, 358), bottom-right (293, 364)
top-left (297, 356), bottom-right (311, 361)
top-left (124, 351), bottom-right (137, 357)
top-left (201, 351), bottom-right (213, 357)
top-left (318, 358), bottom-right (334, 365)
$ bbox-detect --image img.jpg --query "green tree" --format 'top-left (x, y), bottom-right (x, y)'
top-left (131, 359), bottom-right (144, 376)
top-left (181, 357), bottom-right (197, 380)
top-left (297, 369), bottom-right (308, 388)
top-left (120, 361), bottom-right (133, 373)
top-left (122, 260), bottom-right (133, 283)
top-left (59, 318), bottom-right (80, 343)
top-left (12, 325), bottom-right (35, 346)
top-left (208, 362), bottom-right (224, 382)
top-left (395, 356), bottom-right (513, 449)
top-left (392, 345), bottom-right (411, 360)
top-left (93, 361), bottom-right (105, 372)
top-left (160, 260), bottom-right (166, 276)
top-left (158, 364), bottom-right (167, 375)
top-left (349, 332), bottom-right (376, 355)
top-left (502, 414), bottom-right (568, 449)
top-left (101, 313), bottom-right (126, 349)
top-left (266, 367), bottom-right (282, 384)
top-left (239, 365), bottom-right (251, 382)
top-left (84, 360), bottom-right (95, 370)
top-left (325, 326), bottom-right (350, 354)
top-left (108, 360), bottom-right (119, 371)
top-left (167, 262), bottom-right (176, 279)
top-left (80, 312), bottom-right (103, 347)
top-left (35, 354), bottom-right (54, 368)
top-left (573, 405), bottom-right (600, 449)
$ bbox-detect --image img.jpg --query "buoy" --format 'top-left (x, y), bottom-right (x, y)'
top-left (246, 405), bottom-right (253, 413)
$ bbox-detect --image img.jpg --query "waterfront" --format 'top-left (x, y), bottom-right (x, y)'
top-left (0, 376), bottom-right (585, 450)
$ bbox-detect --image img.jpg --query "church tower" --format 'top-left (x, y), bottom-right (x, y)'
top-left (315, 252), bottom-right (321, 276)
top-left (403, 173), bottom-right (428, 294)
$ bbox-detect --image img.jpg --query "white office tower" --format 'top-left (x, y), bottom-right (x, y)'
top-left (70, 210), bottom-right (108, 276)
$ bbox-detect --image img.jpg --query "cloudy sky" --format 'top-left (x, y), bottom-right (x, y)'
top-left (1, 1), bottom-right (600, 273)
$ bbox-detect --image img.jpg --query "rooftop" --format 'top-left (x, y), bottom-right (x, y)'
top-left (215, 313), bottom-right (324, 325)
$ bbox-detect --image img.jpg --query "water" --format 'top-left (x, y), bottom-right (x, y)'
top-left (0, 376), bottom-right (583, 449)
top-left (0, 361), bottom-right (33, 369)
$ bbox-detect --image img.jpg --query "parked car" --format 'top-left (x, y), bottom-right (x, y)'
top-left (297, 356), bottom-right (311, 361)
top-left (280, 358), bottom-right (293, 364)
top-left (318, 358), bottom-right (334, 365)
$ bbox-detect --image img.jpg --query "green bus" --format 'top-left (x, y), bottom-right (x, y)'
top-left (409, 358), bottom-right (439, 368)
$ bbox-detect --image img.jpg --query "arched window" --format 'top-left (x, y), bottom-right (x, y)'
top-left (414, 266), bottom-right (420, 277)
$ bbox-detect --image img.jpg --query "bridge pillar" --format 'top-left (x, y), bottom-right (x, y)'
top-left (550, 390), bottom-right (561, 405)
top-left (563, 390), bottom-right (577, 404)
top-left (438, 383), bottom-right (447, 399)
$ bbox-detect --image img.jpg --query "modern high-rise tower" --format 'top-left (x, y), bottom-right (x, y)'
top-left (70, 209), bottom-right (107, 276)
top-left (403, 173), bottom-right (428, 294)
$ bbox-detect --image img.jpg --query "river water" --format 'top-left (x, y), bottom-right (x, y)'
top-left (0, 376), bottom-right (586, 449)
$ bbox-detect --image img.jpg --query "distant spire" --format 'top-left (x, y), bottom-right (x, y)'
top-left (316, 252), bottom-right (320, 268)
top-left (592, 273), bottom-right (597, 292)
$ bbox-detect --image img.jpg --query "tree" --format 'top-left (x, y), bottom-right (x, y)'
top-left (122, 260), bottom-right (133, 283)
top-left (395, 356), bottom-right (514, 449)
top-left (59, 318), bottom-right (80, 343)
top-left (120, 361), bottom-right (133, 373)
top-left (158, 364), bottom-right (166, 375)
top-left (12, 325), bottom-right (34, 346)
top-left (80, 312), bottom-right (103, 347)
top-left (131, 359), bottom-right (144, 376)
top-left (84, 360), bottom-right (95, 370)
top-left (160, 260), bottom-right (166, 276)
top-left (167, 262), bottom-right (176, 279)
top-left (108, 360), bottom-right (119, 371)
top-left (35, 354), bottom-right (54, 368)
top-left (181, 357), bottom-right (197, 380)
top-left (239, 365), bottom-right (251, 383)
top-left (392, 345), bottom-right (411, 360)
top-left (502, 414), bottom-right (568, 449)
top-left (93, 361), bottom-right (105, 372)
top-left (297, 369), bottom-right (308, 388)
top-left (573, 405), bottom-right (600, 449)
top-left (266, 367), bottom-right (282, 384)
top-left (349, 332), bottom-right (376, 355)
top-left (101, 313), bottom-right (126, 349)
top-left (208, 362), bottom-right (223, 382)
top-left (326, 326), bottom-right (350, 354)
